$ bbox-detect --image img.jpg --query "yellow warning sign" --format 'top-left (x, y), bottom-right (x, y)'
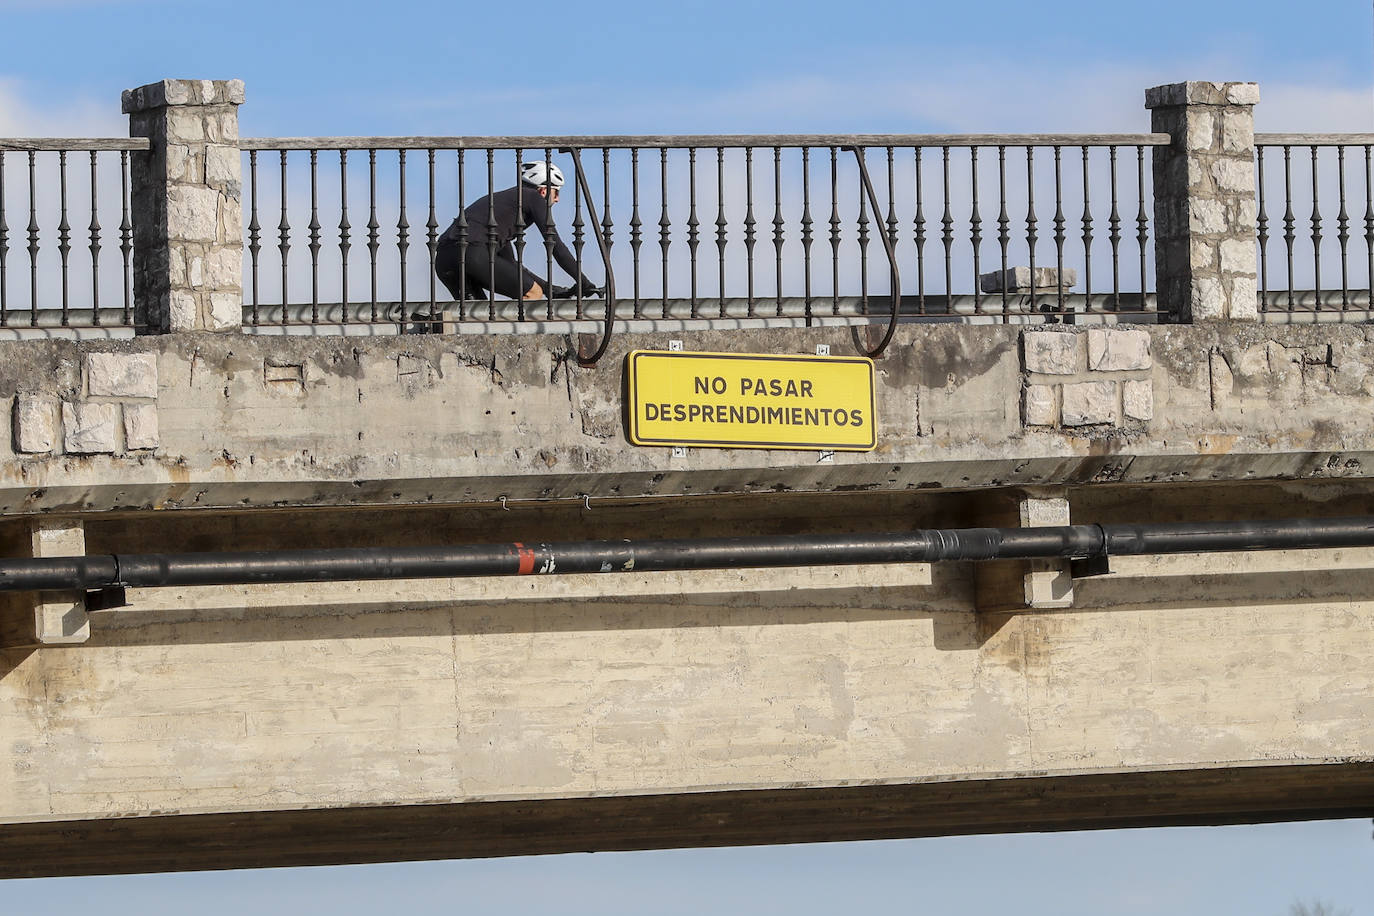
top-left (626, 350), bottom-right (876, 451)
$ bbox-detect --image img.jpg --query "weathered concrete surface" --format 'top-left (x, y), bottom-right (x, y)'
top-left (1, 323), bottom-right (1374, 515)
top-left (0, 482), bottom-right (1371, 875)
top-left (2, 324), bottom-right (1374, 876)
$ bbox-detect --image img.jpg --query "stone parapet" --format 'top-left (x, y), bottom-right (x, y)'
top-left (1147, 81), bottom-right (1259, 321)
top-left (124, 79), bottom-right (244, 333)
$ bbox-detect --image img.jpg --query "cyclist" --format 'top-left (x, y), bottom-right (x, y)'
top-left (434, 160), bottom-right (602, 303)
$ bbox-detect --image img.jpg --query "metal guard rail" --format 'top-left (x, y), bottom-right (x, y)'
top-left (238, 134), bottom-right (1173, 151)
top-left (560, 145), bottom-right (904, 363)
top-left (0, 139), bottom-right (150, 151)
top-left (239, 133), bottom-right (1169, 364)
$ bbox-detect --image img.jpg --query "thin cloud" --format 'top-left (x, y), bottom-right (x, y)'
top-left (0, 0), bottom-right (146, 7)
top-left (391, 56), bottom-right (1372, 137)
top-left (0, 78), bottom-right (125, 137)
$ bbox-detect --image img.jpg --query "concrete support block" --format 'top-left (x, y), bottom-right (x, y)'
top-left (62, 402), bottom-right (119, 454)
top-left (0, 519), bottom-right (90, 648)
top-left (1087, 328), bottom-right (1152, 371)
top-left (124, 78), bottom-right (244, 333)
top-left (1022, 330), bottom-right (1080, 375)
top-left (1018, 495), bottom-right (1074, 609)
top-left (13, 395), bottom-right (56, 454)
top-left (974, 491), bottom-right (1074, 611)
top-left (85, 351), bottom-right (159, 399)
top-left (1147, 80), bottom-right (1259, 322)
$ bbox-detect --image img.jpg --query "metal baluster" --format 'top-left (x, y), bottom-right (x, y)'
top-left (885, 146), bottom-right (899, 307)
top-left (602, 148), bottom-right (614, 319)
top-left (426, 148), bottom-right (438, 326)
top-left (687, 147), bottom-right (699, 316)
top-left (970, 147), bottom-right (982, 315)
top-left (857, 148), bottom-right (871, 313)
top-left (57, 151), bottom-right (70, 325)
top-left (800, 146), bottom-right (814, 323)
top-left (1025, 146), bottom-right (1037, 324)
top-left (397, 149), bottom-right (410, 324)
top-left (339, 150), bottom-right (350, 326)
top-left (1338, 146), bottom-right (1350, 310)
top-left (1053, 146), bottom-right (1066, 313)
top-left (1257, 146), bottom-right (1269, 313)
top-left (1108, 145), bottom-right (1121, 310)
top-left (997, 145), bottom-right (1009, 316)
top-left (28, 151), bottom-right (40, 326)
top-left (1310, 145), bottom-right (1323, 310)
top-left (941, 146), bottom-right (953, 311)
top-left (570, 153), bottom-right (585, 320)
top-left (544, 147), bottom-right (555, 319)
top-left (1136, 146), bottom-right (1149, 313)
top-left (0, 151), bottom-right (8, 325)
top-left (773, 146), bottom-right (785, 316)
top-left (716, 147), bottom-right (728, 316)
top-left (630, 147), bottom-right (643, 318)
top-left (829, 147), bottom-right (841, 314)
top-left (278, 150), bottom-right (290, 327)
top-left (513, 149), bottom-right (526, 321)
top-left (658, 148), bottom-right (670, 318)
top-left (1283, 145), bottom-right (1296, 311)
top-left (247, 150), bottom-right (261, 326)
top-left (308, 149), bottom-right (321, 325)
top-left (88, 152), bottom-right (101, 326)
top-left (367, 150), bottom-right (379, 323)
top-left (1081, 146), bottom-right (1093, 312)
top-left (744, 147), bottom-right (757, 315)
top-left (456, 150), bottom-right (467, 321)
top-left (120, 151), bottom-right (132, 326)
top-left (914, 148), bottom-right (926, 315)
top-left (1365, 146), bottom-right (1373, 316)
top-left (486, 149), bottom-right (497, 316)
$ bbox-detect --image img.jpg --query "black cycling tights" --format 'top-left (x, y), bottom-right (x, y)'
top-left (435, 242), bottom-right (545, 300)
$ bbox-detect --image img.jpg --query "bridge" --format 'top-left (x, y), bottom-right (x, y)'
top-left (0, 79), bottom-right (1372, 878)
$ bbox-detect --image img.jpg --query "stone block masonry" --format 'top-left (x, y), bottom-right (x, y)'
top-left (1147, 81), bottom-right (1259, 321)
top-left (123, 79), bottom-right (244, 333)
top-left (1020, 328), bottom-right (1154, 429)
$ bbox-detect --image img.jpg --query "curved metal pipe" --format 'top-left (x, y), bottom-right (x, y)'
top-left (2, 517), bottom-right (1373, 595)
top-left (561, 147), bottom-right (618, 367)
top-left (848, 146), bottom-right (902, 359)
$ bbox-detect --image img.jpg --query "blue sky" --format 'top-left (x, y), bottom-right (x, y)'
top-left (2, 0), bottom-right (1374, 136)
top-left (2, 0), bottom-right (1374, 911)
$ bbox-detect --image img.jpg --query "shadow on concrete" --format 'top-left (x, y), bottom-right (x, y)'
top-left (80, 569), bottom-right (987, 653)
top-left (0, 648), bottom-right (36, 684)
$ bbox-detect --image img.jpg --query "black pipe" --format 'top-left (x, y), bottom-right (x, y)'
top-left (1, 516), bottom-right (1372, 594)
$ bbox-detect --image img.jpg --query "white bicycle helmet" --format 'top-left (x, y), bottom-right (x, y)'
top-left (520, 160), bottom-right (565, 190)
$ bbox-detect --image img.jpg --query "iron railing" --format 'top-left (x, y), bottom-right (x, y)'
top-left (238, 134), bottom-right (1170, 359)
top-left (0, 139), bottom-right (146, 334)
top-left (1255, 134), bottom-right (1374, 319)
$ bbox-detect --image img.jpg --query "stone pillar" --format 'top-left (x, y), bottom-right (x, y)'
top-left (1146, 81), bottom-right (1259, 322)
top-left (122, 79), bottom-right (244, 333)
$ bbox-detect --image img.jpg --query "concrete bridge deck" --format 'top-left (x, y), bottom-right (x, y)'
top-left (1, 320), bottom-right (1372, 875)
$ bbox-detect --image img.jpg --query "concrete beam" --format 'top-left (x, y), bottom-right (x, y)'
top-left (0, 761), bottom-right (1369, 878)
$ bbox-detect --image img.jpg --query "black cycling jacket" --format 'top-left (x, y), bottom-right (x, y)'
top-left (438, 183), bottom-right (590, 285)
